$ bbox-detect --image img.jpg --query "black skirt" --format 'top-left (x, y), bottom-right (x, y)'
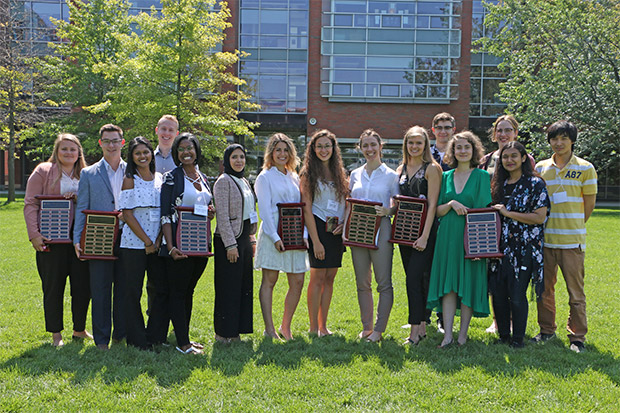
top-left (308, 215), bottom-right (345, 268)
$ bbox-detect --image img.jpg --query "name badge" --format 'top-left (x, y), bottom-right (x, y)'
top-left (249, 210), bottom-right (258, 224)
top-left (149, 209), bottom-right (159, 222)
top-left (327, 199), bottom-right (339, 212)
top-left (553, 191), bottom-right (568, 204)
top-left (194, 203), bottom-right (209, 216)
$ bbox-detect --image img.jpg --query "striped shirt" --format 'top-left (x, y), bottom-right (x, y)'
top-left (536, 154), bottom-right (597, 249)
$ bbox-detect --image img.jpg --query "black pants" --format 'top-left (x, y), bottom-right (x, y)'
top-left (35, 244), bottom-right (90, 333)
top-left (492, 261), bottom-right (532, 343)
top-left (213, 221), bottom-right (253, 338)
top-left (89, 258), bottom-right (126, 346)
top-left (399, 223), bottom-right (436, 325)
top-left (164, 255), bottom-right (207, 348)
top-left (120, 248), bottom-right (167, 349)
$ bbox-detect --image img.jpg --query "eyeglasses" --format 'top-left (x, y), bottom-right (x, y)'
top-left (101, 139), bottom-right (123, 146)
top-left (433, 126), bottom-right (454, 131)
top-left (496, 128), bottom-right (515, 134)
top-left (316, 144), bottom-right (333, 150)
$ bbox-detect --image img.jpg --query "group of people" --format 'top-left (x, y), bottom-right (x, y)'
top-left (24, 112), bottom-right (598, 354)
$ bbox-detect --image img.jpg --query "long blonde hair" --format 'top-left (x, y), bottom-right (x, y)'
top-left (262, 133), bottom-right (299, 172)
top-left (47, 133), bottom-right (87, 184)
top-left (402, 126), bottom-right (433, 165)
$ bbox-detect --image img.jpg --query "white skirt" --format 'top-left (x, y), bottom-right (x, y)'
top-left (254, 223), bottom-right (309, 274)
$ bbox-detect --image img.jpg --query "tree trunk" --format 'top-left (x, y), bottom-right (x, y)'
top-left (7, 81), bottom-right (16, 203)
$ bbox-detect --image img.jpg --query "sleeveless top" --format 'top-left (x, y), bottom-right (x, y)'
top-left (399, 163), bottom-right (430, 199)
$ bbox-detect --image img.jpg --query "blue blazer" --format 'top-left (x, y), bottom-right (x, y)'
top-left (73, 158), bottom-right (127, 242)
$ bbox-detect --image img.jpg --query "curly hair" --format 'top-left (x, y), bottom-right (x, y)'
top-left (443, 131), bottom-right (485, 169)
top-left (300, 129), bottom-right (349, 203)
top-left (262, 133), bottom-right (300, 171)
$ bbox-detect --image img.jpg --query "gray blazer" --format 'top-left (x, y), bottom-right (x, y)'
top-left (213, 173), bottom-right (257, 249)
top-left (73, 158), bottom-right (127, 242)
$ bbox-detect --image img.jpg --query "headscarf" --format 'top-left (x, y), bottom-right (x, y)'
top-left (223, 144), bottom-right (246, 178)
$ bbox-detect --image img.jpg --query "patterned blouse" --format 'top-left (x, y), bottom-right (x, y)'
top-left (495, 175), bottom-right (550, 297)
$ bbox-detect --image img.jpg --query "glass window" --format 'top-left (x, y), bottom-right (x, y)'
top-left (290, 11), bottom-right (308, 35)
top-left (367, 70), bottom-right (409, 84)
top-left (240, 61), bottom-right (259, 74)
top-left (368, 14), bottom-right (381, 27)
top-left (482, 78), bottom-right (502, 103)
top-left (333, 84), bottom-right (351, 95)
top-left (354, 14), bottom-right (366, 27)
top-left (366, 84), bottom-right (379, 97)
top-left (416, 16), bottom-right (429, 28)
top-left (403, 16), bottom-right (415, 28)
top-left (288, 76), bottom-right (307, 100)
top-left (288, 62), bottom-right (307, 74)
top-left (260, 49), bottom-right (288, 60)
top-left (287, 101), bottom-right (307, 112)
top-left (334, 56), bottom-right (365, 68)
top-left (241, 0), bottom-right (260, 6)
top-left (380, 85), bottom-right (399, 97)
top-left (241, 35), bottom-right (259, 48)
top-left (333, 42), bottom-right (366, 54)
top-left (352, 84), bottom-right (365, 96)
top-left (334, 14), bottom-right (353, 26)
top-left (417, 44), bottom-right (448, 56)
top-left (417, 30), bottom-right (449, 43)
top-left (289, 36), bottom-right (307, 49)
top-left (368, 29), bottom-right (412, 42)
top-left (261, 0), bottom-right (288, 8)
top-left (415, 85), bottom-right (428, 98)
top-left (334, 28), bottom-right (366, 41)
top-left (382, 15), bottom-right (401, 28)
top-left (260, 11), bottom-right (288, 35)
top-left (260, 36), bottom-right (288, 48)
top-left (289, 0), bottom-right (308, 10)
top-left (32, 3), bottom-right (61, 29)
top-left (418, 2), bottom-right (450, 15)
top-left (401, 85), bottom-right (414, 97)
top-left (288, 50), bottom-right (307, 61)
top-left (367, 57), bottom-right (413, 69)
top-left (367, 43), bottom-right (414, 55)
top-left (431, 17), bottom-right (449, 28)
top-left (333, 70), bottom-right (365, 82)
top-left (241, 10), bottom-right (259, 34)
top-left (260, 62), bottom-right (287, 74)
top-left (260, 75), bottom-right (286, 99)
top-left (429, 86), bottom-right (447, 98)
top-left (334, 1), bottom-right (366, 13)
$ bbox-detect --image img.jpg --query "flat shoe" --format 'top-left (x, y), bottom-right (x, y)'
top-left (190, 341), bottom-right (204, 349)
top-left (176, 345), bottom-right (203, 355)
top-left (358, 330), bottom-right (373, 339)
top-left (403, 337), bottom-right (419, 346)
top-left (366, 332), bottom-right (382, 343)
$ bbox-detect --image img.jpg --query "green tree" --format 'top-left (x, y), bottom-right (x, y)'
top-left (95, 0), bottom-right (258, 162)
top-left (0, 0), bottom-right (52, 202)
top-left (477, 0), bottom-right (620, 183)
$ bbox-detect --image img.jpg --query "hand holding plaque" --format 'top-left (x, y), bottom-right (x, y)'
top-left (277, 202), bottom-right (307, 250)
top-left (36, 195), bottom-right (75, 246)
top-left (389, 195), bottom-right (427, 246)
top-left (464, 208), bottom-right (503, 259)
top-left (79, 210), bottom-right (120, 260)
top-left (175, 206), bottom-right (214, 257)
top-left (343, 198), bottom-right (382, 249)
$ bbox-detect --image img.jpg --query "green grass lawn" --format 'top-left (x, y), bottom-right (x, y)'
top-left (1, 199), bottom-right (619, 411)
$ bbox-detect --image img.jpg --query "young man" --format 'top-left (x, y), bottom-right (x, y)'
top-left (154, 115), bottom-right (179, 175)
top-left (532, 120), bottom-right (597, 353)
top-left (430, 112), bottom-right (456, 171)
top-left (74, 124), bottom-right (127, 351)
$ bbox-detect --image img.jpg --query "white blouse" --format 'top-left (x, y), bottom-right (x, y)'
top-left (349, 163), bottom-right (399, 208)
top-left (60, 173), bottom-right (79, 196)
top-left (255, 166), bottom-right (303, 243)
top-left (312, 180), bottom-right (346, 222)
top-left (231, 175), bottom-right (256, 221)
top-left (181, 175), bottom-right (212, 207)
top-left (119, 173), bottom-right (163, 249)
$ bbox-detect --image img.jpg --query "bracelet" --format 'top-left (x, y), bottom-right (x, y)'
top-left (145, 242), bottom-right (153, 247)
top-left (169, 246), bottom-right (177, 254)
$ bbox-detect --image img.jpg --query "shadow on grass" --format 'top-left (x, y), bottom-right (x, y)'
top-left (3, 332), bottom-right (619, 386)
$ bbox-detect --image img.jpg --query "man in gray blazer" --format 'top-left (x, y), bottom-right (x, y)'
top-left (74, 124), bottom-right (127, 350)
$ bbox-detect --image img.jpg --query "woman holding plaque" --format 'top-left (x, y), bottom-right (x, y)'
top-left (395, 126), bottom-right (442, 345)
top-left (160, 133), bottom-right (213, 355)
top-left (212, 144), bottom-right (257, 344)
top-left (300, 129), bottom-right (348, 337)
top-left (118, 136), bottom-right (165, 350)
top-left (24, 133), bottom-right (91, 347)
top-left (346, 129), bottom-right (399, 343)
top-left (255, 133), bottom-right (309, 341)
top-left (427, 131), bottom-right (491, 348)
top-left (490, 142), bottom-right (549, 348)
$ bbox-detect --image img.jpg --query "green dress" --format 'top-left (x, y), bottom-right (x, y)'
top-left (426, 168), bottom-right (492, 317)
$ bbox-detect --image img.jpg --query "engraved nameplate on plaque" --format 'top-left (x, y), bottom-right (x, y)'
top-left (176, 206), bottom-right (213, 257)
top-left (79, 210), bottom-right (120, 260)
top-left (36, 195), bottom-right (74, 244)
top-left (464, 208), bottom-right (504, 259)
top-left (343, 198), bottom-right (382, 249)
top-left (389, 195), bottom-right (427, 247)
top-left (277, 202), bottom-right (306, 250)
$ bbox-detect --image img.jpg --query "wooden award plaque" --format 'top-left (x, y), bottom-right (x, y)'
top-left (79, 210), bottom-right (120, 260)
top-left (464, 208), bottom-right (504, 259)
top-left (389, 195), bottom-right (427, 246)
top-left (277, 202), bottom-right (307, 250)
top-left (36, 195), bottom-right (74, 244)
top-left (343, 198), bottom-right (382, 249)
top-left (176, 206), bottom-right (213, 257)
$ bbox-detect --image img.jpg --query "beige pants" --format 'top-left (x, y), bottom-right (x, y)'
top-left (350, 218), bottom-right (394, 333)
top-left (537, 247), bottom-right (587, 342)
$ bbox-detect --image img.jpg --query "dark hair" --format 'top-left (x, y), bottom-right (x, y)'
top-left (547, 120), bottom-right (577, 150)
top-left (125, 136), bottom-right (155, 178)
top-left (99, 123), bottom-right (123, 139)
top-left (172, 132), bottom-right (201, 166)
top-left (491, 141), bottom-right (536, 203)
top-left (432, 112), bottom-right (455, 128)
top-left (358, 128), bottom-right (382, 148)
top-left (300, 129), bottom-right (349, 203)
top-left (443, 131), bottom-right (484, 168)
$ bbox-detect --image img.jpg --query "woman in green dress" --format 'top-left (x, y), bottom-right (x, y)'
top-left (427, 131), bottom-right (491, 347)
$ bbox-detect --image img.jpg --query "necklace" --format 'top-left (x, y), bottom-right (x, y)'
top-left (136, 169), bottom-right (153, 181)
top-left (61, 168), bottom-right (74, 179)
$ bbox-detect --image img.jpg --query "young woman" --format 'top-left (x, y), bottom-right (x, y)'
top-left (23, 134), bottom-right (91, 347)
top-left (213, 144), bottom-right (257, 344)
top-left (427, 131), bottom-right (492, 347)
top-left (255, 133), bottom-right (309, 341)
top-left (300, 129), bottom-right (348, 337)
top-left (118, 136), bottom-right (164, 350)
top-left (395, 126), bottom-right (442, 345)
top-left (346, 129), bottom-right (399, 343)
top-left (160, 133), bottom-right (213, 354)
top-left (491, 141), bottom-right (549, 348)
top-left (479, 114), bottom-right (535, 334)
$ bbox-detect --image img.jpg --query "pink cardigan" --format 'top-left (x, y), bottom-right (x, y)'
top-left (213, 173), bottom-right (257, 249)
top-left (23, 162), bottom-right (63, 241)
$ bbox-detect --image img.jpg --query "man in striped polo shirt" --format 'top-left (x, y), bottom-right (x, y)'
top-left (531, 120), bottom-right (597, 353)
